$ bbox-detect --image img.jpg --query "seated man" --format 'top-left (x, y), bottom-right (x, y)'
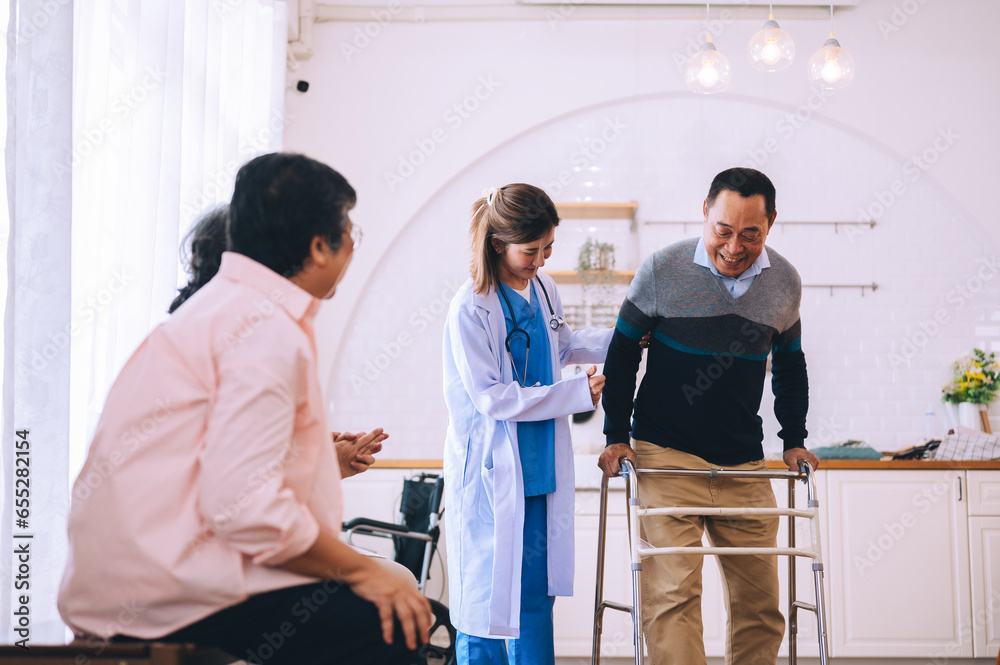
top-left (169, 205), bottom-right (388, 477)
top-left (58, 152), bottom-right (431, 665)
top-left (599, 167), bottom-right (819, 665)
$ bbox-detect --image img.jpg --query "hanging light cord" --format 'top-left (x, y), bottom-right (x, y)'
top-left (704, 1), bottom-right (710, 43)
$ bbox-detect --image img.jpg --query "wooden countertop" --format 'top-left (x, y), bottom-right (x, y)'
top-left (764, 459), bottom-right (1000, 470)
top-left (373, 459), bottom-right (444, 469)
top-left (370, 459), bottom-right (1000, 470)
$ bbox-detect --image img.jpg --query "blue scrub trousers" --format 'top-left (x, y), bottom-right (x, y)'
top-left (456, 495), bottom-right (555, 665)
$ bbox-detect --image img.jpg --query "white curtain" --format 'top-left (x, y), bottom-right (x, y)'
top-left (1, 0), bottom-right (74, 645)
top-left (1, 0), bottom-right (287, 643)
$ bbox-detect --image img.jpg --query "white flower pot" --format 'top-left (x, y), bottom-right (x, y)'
top-left (957, 402), bottom-right (984, 432)
top-left (943, 402), bottom-right (958, 432)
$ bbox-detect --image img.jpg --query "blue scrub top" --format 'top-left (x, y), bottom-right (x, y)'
top-left (498, 282), bottom-right (557, 497)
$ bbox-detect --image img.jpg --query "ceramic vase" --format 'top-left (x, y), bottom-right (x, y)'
top-left (956, 402), bottom-right (984, 432)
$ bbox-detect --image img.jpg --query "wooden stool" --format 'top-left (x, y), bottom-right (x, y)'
top-left (0, 642), bottom-right (237, 665)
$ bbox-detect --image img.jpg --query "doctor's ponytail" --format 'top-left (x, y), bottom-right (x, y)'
top-left (468, 183), bottom-right (559, 295)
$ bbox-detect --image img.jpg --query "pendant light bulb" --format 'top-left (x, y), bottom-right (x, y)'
top-left (748, 12), bottom-right (795, 72)
top-left (807, 31), bottom-right (855, 89)
top-left (685, 35), bottom-right (731, 94)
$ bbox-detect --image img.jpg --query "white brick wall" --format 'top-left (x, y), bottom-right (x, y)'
top-left (321, 96), bottom-right (999, 459)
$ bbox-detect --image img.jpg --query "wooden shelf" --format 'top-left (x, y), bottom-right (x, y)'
top-left (555, 202), bottom-right (637, 220)
top-left (545, 270), bottom-right (635, 284)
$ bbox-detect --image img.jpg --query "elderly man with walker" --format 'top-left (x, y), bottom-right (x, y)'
top-left (599, 167), bottom-right (820, 665)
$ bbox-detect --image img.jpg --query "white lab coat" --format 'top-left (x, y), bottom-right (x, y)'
top-left (442, 273), bottom-right (613, 638)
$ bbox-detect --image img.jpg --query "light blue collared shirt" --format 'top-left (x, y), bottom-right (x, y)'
top-left (693, 237), bottom-right (770, 298)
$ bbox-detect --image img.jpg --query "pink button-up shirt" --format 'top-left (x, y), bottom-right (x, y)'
top-left (59, 252), bottom-right (341, 639)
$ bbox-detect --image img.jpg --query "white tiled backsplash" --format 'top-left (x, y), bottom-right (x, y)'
top-left (324, 97), bottom-right (999, 460)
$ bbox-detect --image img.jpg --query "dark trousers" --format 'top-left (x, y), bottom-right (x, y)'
top-left (113, 581), bottom-right (423, 665)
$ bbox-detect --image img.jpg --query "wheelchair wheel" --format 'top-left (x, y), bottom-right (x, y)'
top-left (421, 598), bottom-right (456, 665)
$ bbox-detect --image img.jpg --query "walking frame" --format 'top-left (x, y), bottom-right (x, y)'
top-left (592, 458), bottom-right (829, 665)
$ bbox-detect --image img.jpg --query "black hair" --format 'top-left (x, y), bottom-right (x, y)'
top-left (227, 153), bottom-right (356, 277)
top-left (168, 206), bottom-right (229, 314)
top-left (705, 167), bottom-right (776, 219)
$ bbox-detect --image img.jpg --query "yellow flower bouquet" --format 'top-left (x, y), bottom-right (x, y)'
top-left (942, 348), bottom-right (1000, 405)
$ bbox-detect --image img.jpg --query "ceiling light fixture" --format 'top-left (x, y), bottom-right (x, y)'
top-left (748, 4), bottom-right (795, 72)
top-left (684, 3), bottom-right (730, 94)
top-left (807, 5), bottom-right (855, 89)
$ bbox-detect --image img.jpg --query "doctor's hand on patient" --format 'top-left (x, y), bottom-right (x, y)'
top-left (332, 428), bottom-right (389, 478)
top-left (586, 365), bottom-right (606, 406)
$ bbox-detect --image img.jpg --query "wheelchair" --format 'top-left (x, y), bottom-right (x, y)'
top-left (343, 473), bottom-right (455, 665)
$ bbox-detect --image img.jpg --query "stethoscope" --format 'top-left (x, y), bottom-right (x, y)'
top-left (497, 278), bottom-right (565, 387)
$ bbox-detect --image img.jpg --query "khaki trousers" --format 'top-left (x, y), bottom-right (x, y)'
top-left (633, 440), bottom-right (784, 665)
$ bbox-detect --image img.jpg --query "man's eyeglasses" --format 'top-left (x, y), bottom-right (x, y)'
top-left (350, 224), bottom-right (363, 250)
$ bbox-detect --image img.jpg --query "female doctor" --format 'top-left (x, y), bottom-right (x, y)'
top-left (442, 183), bottom-right (613, 664)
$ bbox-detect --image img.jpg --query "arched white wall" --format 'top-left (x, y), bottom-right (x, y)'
top-left (323, 93), bottom-right (997, 459)
top-left (283, 0), bottom-right (1000, 459)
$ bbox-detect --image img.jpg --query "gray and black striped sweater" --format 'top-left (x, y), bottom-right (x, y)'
top-left (602, 237), bottom-right (809, 465)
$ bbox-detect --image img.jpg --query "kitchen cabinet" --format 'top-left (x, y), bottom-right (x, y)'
top-left (350, 463), bottom-right (999, 661)
top-left (825, 470), bottom-right (972, 658)
top-left (968, 471), bottom-right (1000, 657)
top-left (969, 516), bottom-right (1000, 657)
